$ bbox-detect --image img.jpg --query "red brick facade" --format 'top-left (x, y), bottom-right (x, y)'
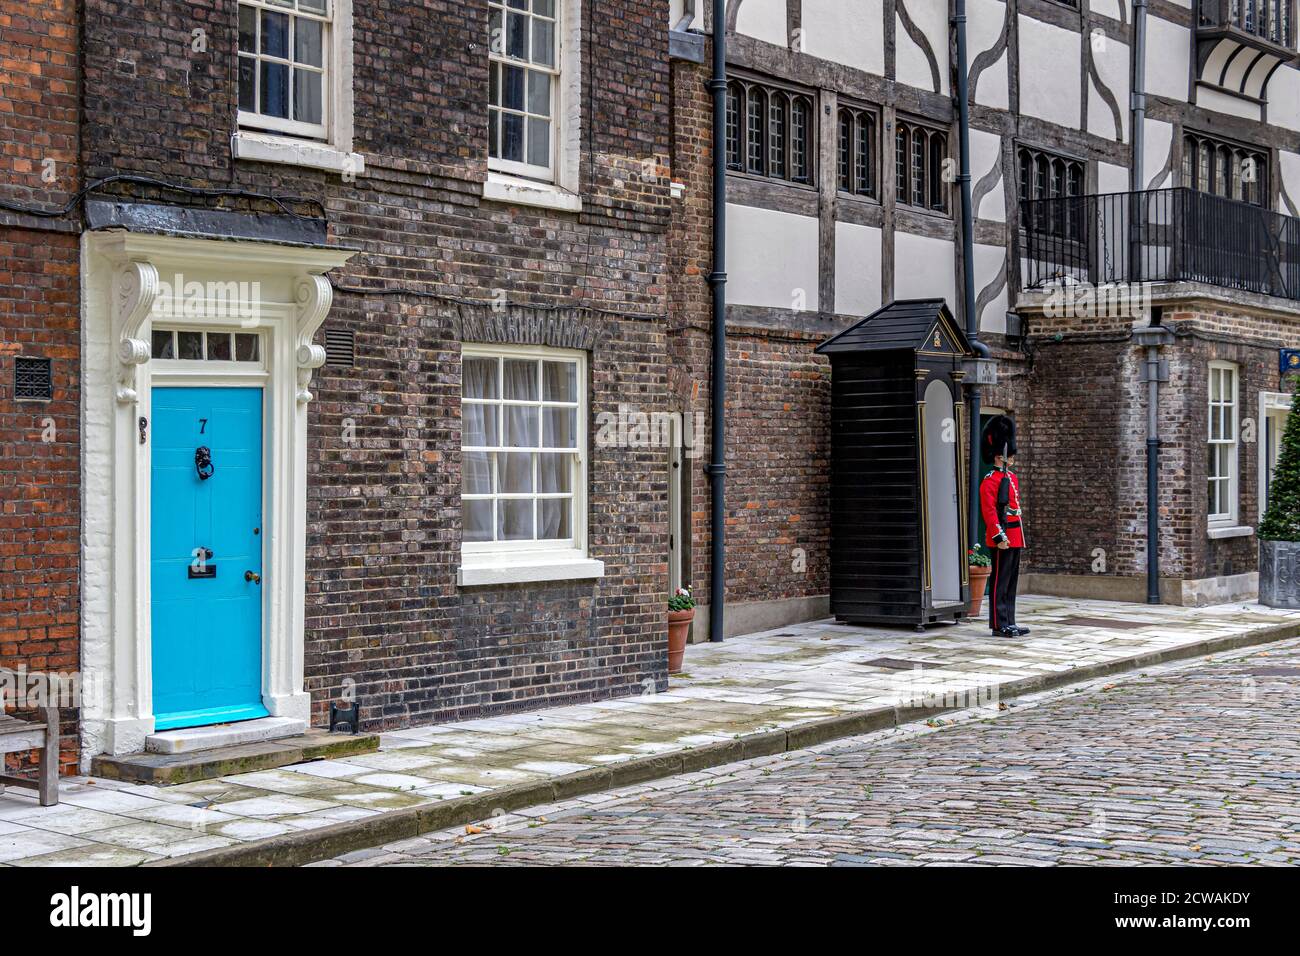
top-left (0, 0), bottom-right (81, 772)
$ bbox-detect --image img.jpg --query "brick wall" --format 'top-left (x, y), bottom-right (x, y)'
top-left (0, 0), bottom-right (81, 772)
top-left (80, 0), bottom-right (673, 731)
top-left (668, 44), bottom-right (832, 619)
top-left (1020, 298), bottom-right (1300, 594)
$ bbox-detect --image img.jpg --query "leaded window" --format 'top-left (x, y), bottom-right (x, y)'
top-left (725, 77), bottom-right (815, 185)
top-left (1182, 131), bottom-right (1268, 207)
top-left (895, 119), bottom-right (949, 213)
top-left (837, 106), bottom-right (878, 199)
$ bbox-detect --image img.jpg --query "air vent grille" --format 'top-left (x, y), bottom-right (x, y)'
top-left (14, 357), bottom-right (52, 400)
top-left (324, 328), bottom-right (355, 367)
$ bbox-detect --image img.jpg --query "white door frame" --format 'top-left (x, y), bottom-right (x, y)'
top-left (1259, 390), bottom-right (1293, 521)
top-left (80, 231), bottom-right (353, 761)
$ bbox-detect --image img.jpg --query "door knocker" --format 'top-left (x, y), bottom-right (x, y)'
top-left (194, 446), bottom-right (215, 481)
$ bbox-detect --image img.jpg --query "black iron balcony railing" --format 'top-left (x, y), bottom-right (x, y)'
top-left (1021, 187), bottom-right (1300, 302)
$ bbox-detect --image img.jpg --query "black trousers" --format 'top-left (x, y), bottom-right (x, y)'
top-left (989, 546), bottom-right (1022, 631)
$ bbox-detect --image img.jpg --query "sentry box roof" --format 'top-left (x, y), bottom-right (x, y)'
top-left (815, 298), bottom-right (971, 358)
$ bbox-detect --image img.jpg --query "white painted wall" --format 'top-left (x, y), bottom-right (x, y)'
top-left (896, 5), bottom-right (950, 95)
top-left (735, 0), bottom-right (788, 46)
top-left (894, 231), bottom-right (956, 309)
top-left (834, 221), bottom-right (883, 316)
top-left (974, 242), bottom-right (1009, 335)
top-left (1098, 161), bottom-right (1129, 195)
top-left (1270, 66), bottom-right (1300, 132)
top-left (1196, 84), bottom-right (1263, 123)
top-left (969, 0), bottom-right (1009, 110)
top-left (1087, 33), bottom-right (1130, 142)
top-left (971, 127), bottom-right (1005, 222)
top-left (1018, 17), bottom-right (1081, 127)
top-left (1280, 151), bottom-right (1300, 214)
top-left (669, 0), bottom-right (697, 29)
top-left (801, 0), bottom-right (885, 75)
top-left (1146, 17), bottom-right (1189, 102)
top-left (726, 203), bottom-right (820, 311)
top-left (1091, 0), bottom-right (1127, 21)
top-left (1143, 118), bottom-right (1174, 189)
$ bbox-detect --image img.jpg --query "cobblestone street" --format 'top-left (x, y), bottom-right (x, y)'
top-left (324, 638), bottom-right (1300, 867)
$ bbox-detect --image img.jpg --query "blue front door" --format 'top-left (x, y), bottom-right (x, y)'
top-left (151, 387), bottom-right (267, 730)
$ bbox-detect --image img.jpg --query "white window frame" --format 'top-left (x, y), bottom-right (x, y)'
top-left (1208, 361), bottom-right (1240, 527)
top-left (483, 0), bottom-right (582, 212)
top-left (459, 343), bottom-right (602, 586)
top-left (232, 0), bottom-right (365, 176)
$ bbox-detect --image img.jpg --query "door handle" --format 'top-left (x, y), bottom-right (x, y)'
top-left (244, 570), bottom-right (261, 585)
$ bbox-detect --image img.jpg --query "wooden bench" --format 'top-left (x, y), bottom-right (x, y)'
top-left (0, 707), bottom-right (59, 806)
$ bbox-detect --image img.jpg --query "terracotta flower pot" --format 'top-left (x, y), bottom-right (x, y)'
top-left (968, 565), bottom-right (992, 617)
top-left (667, 608), bottom-right (694, 673)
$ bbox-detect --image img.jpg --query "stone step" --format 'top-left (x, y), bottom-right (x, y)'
top-left (146, 716), bottom-right (308, 754)
top-left (90, 728), bottom-right (379, 786)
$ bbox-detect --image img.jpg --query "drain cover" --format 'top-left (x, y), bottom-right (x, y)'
top-left (1055, 616), bottom-right (1149, 630)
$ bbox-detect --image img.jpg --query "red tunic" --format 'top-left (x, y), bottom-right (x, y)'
top-left (980, 469), bottom-right (1025, 549)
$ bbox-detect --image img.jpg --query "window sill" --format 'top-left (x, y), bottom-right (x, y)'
top-left (1207, 524), bottom-right (1254, 540)
top-left (232, 131), bottom-right (365, 176)
top-left (458, 554), bottom-right (604, 587)
top-left (482, 173), bottom-right (582, 213)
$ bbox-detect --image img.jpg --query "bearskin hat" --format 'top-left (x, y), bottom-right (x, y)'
top-left (981, 415), bottom-right (1017, 464)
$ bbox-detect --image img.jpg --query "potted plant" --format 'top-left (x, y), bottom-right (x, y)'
top-left (967, 545), bottom-right (992, 617)
top-left (667, 586), bottom-right (695, 673)
top-left (1259, 377), bottom-right (1300, 607)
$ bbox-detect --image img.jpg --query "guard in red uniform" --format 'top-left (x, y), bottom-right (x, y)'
top-left (980, 416), bottom-right (1028, 637)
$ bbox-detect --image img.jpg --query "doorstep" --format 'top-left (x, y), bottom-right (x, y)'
top-left (147, 717), bottom-right (309, 755)
top-left (90, 729), bottom-right (379, 786)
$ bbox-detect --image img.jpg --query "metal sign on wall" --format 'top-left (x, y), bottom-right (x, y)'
top-left (1280, 349), bottom-right (1300, 374)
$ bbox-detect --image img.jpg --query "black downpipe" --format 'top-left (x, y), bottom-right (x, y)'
top-left (953, 0), bottom-right (988, 551)
top-left (708, 0), bottom-right (727, 641)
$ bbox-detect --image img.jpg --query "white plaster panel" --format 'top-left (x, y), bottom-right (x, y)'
top-left (1196, 84), bottom-right (1263, 123)
top-left (1143, 118), bottom-right (1174, 189)
top-left (896, 4), bottom-right (950, 96)
top-left (834, 221), bottom-right (883, 317)
top-left (735, 0), bottom-right (788, 46)
top-left (894, 231), bottom-right (956, 309)
top-left (1087, 34), bottom-right (1130, 142)
top-left (1018, 18), bottom-right (1081, 126)
top-left (1098, 161), bottom-right (1129, 195)
top-left (726, 203), bottom-right (820, 311)
top-left (1146, 17), bottom-right (1190, 102)
top-left (1269, 65), bottom-right (1300, 132)
top-left (969, 0), bottom-right (1009, 110)
top-left (1280, 152), bottom-right (1300, 215)
top-left (801, 0), bottom-right (885, 75)
top-left (974, 243), bottom-right (1009, 336)
top-left (1091, 0), bottom-right (1127, 21)
top-left (971, 127), bottom-right (1005, 222)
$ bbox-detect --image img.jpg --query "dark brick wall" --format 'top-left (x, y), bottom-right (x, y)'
top-left (80, 0), bottom-right (673, 730)
top-left (0, 0), bottom-right (81, 772)
top-left (668, 44), bottom-right (832, 614)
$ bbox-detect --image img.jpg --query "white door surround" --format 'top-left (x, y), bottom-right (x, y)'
top-left (80, 231), bottom-right (354, 763)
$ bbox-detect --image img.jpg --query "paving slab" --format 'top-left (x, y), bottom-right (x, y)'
top-left (0, 594), bottom-right (1297, 866)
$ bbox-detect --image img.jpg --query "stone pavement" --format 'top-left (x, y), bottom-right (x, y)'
top-left (323, 635), bottom-right (1300, 866)
top-left (0, 594), bottom-right (1297, 866)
